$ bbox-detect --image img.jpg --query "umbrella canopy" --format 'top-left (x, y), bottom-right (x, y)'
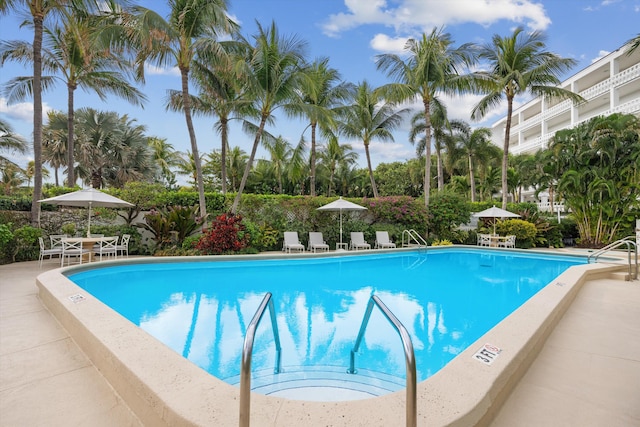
top-left (317, 197), bottom-right (367, 246)
top-left (39, 188), bottom-right (134, 236)
top-left (473, 205), bottom-right (520, 234)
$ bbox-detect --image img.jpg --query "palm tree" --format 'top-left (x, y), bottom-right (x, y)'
top-left (376, 27), bottom-right (477, 207)
top-left (134, 0), bottom-right (236, 218)
top-left (626, 33), bottom-right (640, 54)
top-left (292, 57), bottom-right (353, 196)
top-left (148, 136), bottom-right (185, 187)
top-left (471, 27), bottom-right (582, 210)
top-left (318, 136), bottom-right (357, 197)
top-left (340, 81), bottom-right (407, 198)
top-left (262, 136), bottom-right (293, 194)
top-left (230, 21), bottom-right (307, 213)
top-left (42, 109), bottom-right (68, 186)
top-left (0, 118), bottom-right (28, 167)
top-left (24, 159), bottom-right (50, 188)
top-left (452, 123), bottom-right (493, 202)
top-left (227, 146), bottom-right (248, 192)
top-left (1, 163), bottom-right (25, 195)
top-left (0, 0), bottom-right (82, 225)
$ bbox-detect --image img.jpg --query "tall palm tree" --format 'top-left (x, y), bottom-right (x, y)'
top-left (340, 81), bottom-right (407, 198)
top-left (292, 57), bottom-right (353, 196)
top-left (471, 27), bottom-right (581, 210)
top-left (452, 123), bottom-right (493, 202)
top-left (227, 146), bottom-right (248, 192)
top-left (263, 136), bottom-right (293, 194)
top-left (318, 136), bottom-right (357, 197)
top-left (230, 21), bottom-right (307, 213)
top-left (134, 0), bottom-right (236, 218)
top-left (148, 136), bottom-right (185, 186)
top-left (376, 27), bottom-right (477, 207)
top-left (0, 0), bottom-right (86, 225)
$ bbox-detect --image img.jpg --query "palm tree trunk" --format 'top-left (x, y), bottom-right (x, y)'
top-left (423, 98), bottom-right (432, 208)
top-left (468, 155), bottom-right (476, 202)
top-left (30, 13), bottom-right (44, 227)
top-left (364, 142), bottom-right (378, 198)
top-left (181, 69), bottom-right (207, 219)
top-left (310, 122), bottom-right (317, 196)
top-left (232, 114), bottom-right (268, 213)
top-left (67, 83), bottom-right (76, 187)
top-left (220, 116), bottom-right (228, 194)
top-left (501, 97), bottom-right (513, 210)
top-left (436, 146), bottom-right (444, 190)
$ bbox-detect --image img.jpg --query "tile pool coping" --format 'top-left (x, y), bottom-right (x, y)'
top-left (36, 247), bottom-right (625, 426)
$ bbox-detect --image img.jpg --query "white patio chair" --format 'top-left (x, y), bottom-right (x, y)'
top-left (308, 232), bottom-right (329, 253)
top-left (349, 232), bottom-right (371, 250)
top-left (49, 234), bottom-right (67, 251)
top-left (61, 239), bottom-right (90, 266)
top-left (282, 232), bottom-right (305, 253)
top-left (498, 235), bottom-right (516, 248)
top-left (94, 236), bottom-right (118, 261)
top-left (374, 231), bottom-right (396, 249)
top-left (116, 234), bottom-right (131, 258)
top-left (39, 237), bottom-right (62, 268)
top-left (477, 234), bottom-right (492, 247)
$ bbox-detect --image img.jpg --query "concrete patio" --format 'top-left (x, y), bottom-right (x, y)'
top-left (1, 257), bottom-right (638, 426)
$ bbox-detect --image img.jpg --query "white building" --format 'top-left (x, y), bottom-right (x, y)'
top-left (490, 41), bottom-right (640, 210)
top-left (491, 42), bottom-right (640, 156)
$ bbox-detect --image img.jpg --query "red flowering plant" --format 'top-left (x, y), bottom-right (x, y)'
top-left (196, 213), bottom-right (250, 254)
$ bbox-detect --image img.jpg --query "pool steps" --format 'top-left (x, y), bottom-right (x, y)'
top-left (227, 365), bottom-right (405, 401)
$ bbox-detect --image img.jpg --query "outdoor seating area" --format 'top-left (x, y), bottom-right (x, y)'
top-left (477, 233), bottom-right (517, 248)
top-left (38, 234), bottom-right (131, 267)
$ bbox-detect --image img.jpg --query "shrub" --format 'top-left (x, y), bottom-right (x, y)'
top-left (0, 224), bottom-right (14, 264)
top-left (196, 214), bottom-right (250, 254)
top-left (428, 192), bottom-right (471, 240)
top-left (496, 219), bottom-right (538, 249)
top-left (12, 226), bottom-right (43, 262)
top-left (431, 239), bottom-right (453, 246)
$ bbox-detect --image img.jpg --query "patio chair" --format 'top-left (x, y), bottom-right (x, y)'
top-left (49, 234), bottom-right (68, 251)
top-left (350, 232), bottom-right (371, 250)
top-left (498, 235), bottom-right (516, 248)
top-left (282, 232), bottom-right (305, 253)
top-left (477, 234), bottom-right (492, 247)
top-left (61, 239), bottom-right (90, 266)
top-left (39, 237), bottom-right (62, 268)
top-left (308, 232), bottom-right (330, 253)
top-left (94, 236), bottom-right (118, 261)
top-left (374, 231), bottom-right (396, 249)
top-left (116, 234), bottom-right (131, 258)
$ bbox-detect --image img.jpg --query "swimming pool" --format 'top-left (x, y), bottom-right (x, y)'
top-left (67, 248), bottom-right (585, 399)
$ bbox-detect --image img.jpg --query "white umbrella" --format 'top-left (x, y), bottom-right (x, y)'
top-left (39, 188), bottom-right (134, 237)
top-left (473, 205), bottom-right (520, 234)
top-left (317, 197), bottom-right (367, 246)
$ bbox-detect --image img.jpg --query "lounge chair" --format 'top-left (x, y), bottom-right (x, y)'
top-left (374, 231), bottom-right (396, 249)
top-left (308, 232), bottom-right (330, 253)
top-left (349, 232), bottom-right (371, 250)
top-left (283, 232), bottom-right (305, 253)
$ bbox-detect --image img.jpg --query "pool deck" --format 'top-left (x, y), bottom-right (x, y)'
top-left (1, 254), bottom-right (639, 426)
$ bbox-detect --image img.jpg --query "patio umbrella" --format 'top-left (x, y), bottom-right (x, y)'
top-left (473, 205), bottom-right (520, 235)
top-left (39, 188), bottom-right (134, 237)
top-left (317, 197), bottom-right (367, 246)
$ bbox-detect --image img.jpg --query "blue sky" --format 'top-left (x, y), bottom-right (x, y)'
top-left (1, 0), bottom-right (638, 179)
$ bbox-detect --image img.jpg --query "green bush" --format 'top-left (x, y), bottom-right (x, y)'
top-left (427, 191), bottom-right (471, 240)
top-left (496, 219), bottom-right (538, 249)
top-left (0, 224), bottom-right (14, 263)
top-left (12, 226), bottom-right (43, 262)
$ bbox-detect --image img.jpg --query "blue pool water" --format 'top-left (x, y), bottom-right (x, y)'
top-left (68, 249), bottom-right (584, 393)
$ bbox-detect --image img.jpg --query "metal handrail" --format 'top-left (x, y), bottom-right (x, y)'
top-left (402, 229), bottom-right (427, 248)
top-left (239, 293), bottom-right (282, 427)
top-left (587, 236), bottom-right (638, 281)
top-left (348, 295), bottom-right (417, 427)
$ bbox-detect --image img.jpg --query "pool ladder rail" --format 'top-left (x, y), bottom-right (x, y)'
top-left (587, 236), bottom-right (638, 281)
top-left (239, 293), bottom-right (417, 427)
top-left (402, 229), bottom-right (427, 250)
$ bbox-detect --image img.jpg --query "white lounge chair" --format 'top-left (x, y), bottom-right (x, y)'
top-left (374, 231), bottom-right (396, 249)
top-left (283, 232), bottom-right (305, 253)
top-left (308, 232), bottom-right (330, 252)
top-left (498, 235), bottom-right (516, 248)
top-left (350, 232), bottom-right (371, 250)
top-left (39, 237), bottom-right (62, 267)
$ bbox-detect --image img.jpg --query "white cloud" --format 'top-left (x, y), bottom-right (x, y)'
top-left (601, 0), bottom-right (621, 5)
top-left (370, 34), bottom-right (410, 53)
top-left (323, 0), bottom-right (551, 37)
top-left (0, 97), bottom-right (52, 122)
top-left (591, 50), bottom-right (610, 63)
top-left (144, 63), bottom-right (181, 77)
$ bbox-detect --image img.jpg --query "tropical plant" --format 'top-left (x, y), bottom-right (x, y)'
top-left (471, 27), bottom-right (582, 210)
top-left (340, 80), bottom-right (407, 198)
top-left (196, 213), bottom-right (250, 254)
top-left (427, 191), bottom-right (471, 240)
top-left (230, 21), bottom-right (307, 213)
top-left (0, 118), bottom-right (28, 168)
top-left (451, 123), bottom-right (495, 202)
top-left (148, 136), bottom-right (185, 187)
top-left (376, 27), bottom-right (477, 207)
top-left (317, 136), bottom-right (358, 197)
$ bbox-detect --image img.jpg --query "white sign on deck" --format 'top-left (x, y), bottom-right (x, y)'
top-left (473, 344), bottom-right (502, 365)
top-left (68, 294), bottom-right (86, 304)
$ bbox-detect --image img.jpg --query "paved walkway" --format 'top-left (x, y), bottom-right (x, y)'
top-left (1, 259), bottom-right (639, 426)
